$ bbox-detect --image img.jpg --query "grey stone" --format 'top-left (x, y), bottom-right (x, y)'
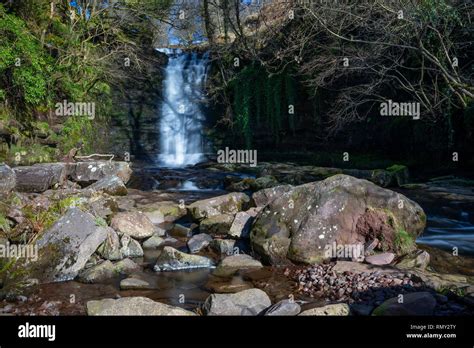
top-left (203, 289), bottom-right (271, 316)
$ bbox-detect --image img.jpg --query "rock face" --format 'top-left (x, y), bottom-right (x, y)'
top-left (372, 292), bottom-right (436, 316)
top-left (154, 246), bottom-right (215, 271)
top-left (203, 289), bottom-right (271, 316)
top-left (13, 163), bottom-right (67, 192)
top-left (87, 297), bottom-right (196, 316)
top-left (85, 175), bottom-right (127, 196)
top-left (110, 211), bottom-right (155, 239)
top-left (188, 192), bottom-right (250, 220)
top-left (34, 208), bottom-right (108, 282)
top-left (0, 164), bottom-right (16, 195)
top-left (213, 254), bottom-right (263, 277)
top-left (299, 303), bottom-right (350, 316)
top-left (250, 175), bottom-right (426, 265)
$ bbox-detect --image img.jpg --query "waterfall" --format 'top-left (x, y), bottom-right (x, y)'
top-left (157, 48), bottom-right (209, 167)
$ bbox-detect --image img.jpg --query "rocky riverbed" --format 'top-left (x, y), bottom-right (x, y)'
top-left (0, 160), bottom-right (473, 316)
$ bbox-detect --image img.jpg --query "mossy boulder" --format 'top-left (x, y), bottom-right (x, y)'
top-left (250, 175), bottom-right (426, 265)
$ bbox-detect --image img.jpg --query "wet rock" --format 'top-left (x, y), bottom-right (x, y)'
top-left (214, 254), bottom-right (263, 277)
top-left (299, 303), bottom-right (350, 316)
top-left (97, 228), bottom-right (122, 261)
top-left (140, 201), bottom-right (186, 224)
top-left (200, 214), bottom-right (234, 236)
top-left (410, 270), bottom-right (468, 292)
top-left (34, 208), bottom-right (108, 282)
top-left (77, 260), bottom-right (115, 283)
top-left (170, 223), bottom-right (192, 238)
top-left (114, 258), bottom-right (140, 274)
top-left (71, 161), bottom-right (132, 185)
top-left (226, 177), bottom-right (255, 192)
top-left (264, 299), bottom-right (301, 316)
top-left (365, 253), bottom-right (395, 266)
top-left (154, 246), bottom-right (215, 271)
top-left (87, 297), bottom-right (195, 316)
top-left (111, 211), bottom-right (155, 239)
top-left (386, 165), bottom-right (410, 186)
top-left (253, 176), bottom-right (279, 190)
top-left (211, 239), bottom-right (236, 255)
top-left (0, 164), bottom-right (16, 195)
top-left (203, 288), bottom-right (271, 316)
top-left (252, 185), bottom-right (293, 207)
top-left (395, 250), bottom-right (430, 270)
top-left (187, 233), bottom-right (213, 253)
top-left (372, 292), bottom-right (436, 316)
top-left (251, 175), bottom-right (426, 265)
top-left (229, 211), bottom-right (253, 238)
top-left (142, 234), bottom-right (165, 249)
top-left (120, 235), bottom-right (144, 258)
top-left (205, 278), bottom-right (254, 293)
top-left (13, 163), bottom-right (67, 193)
top-left (188, 192), bottom-right (250, 220)
top-left (350, 304), bottom-right (374, 316)
top-left (85, 175), bottom-right (127, 196)
top-left (120, 277), bottom-right (152, 290)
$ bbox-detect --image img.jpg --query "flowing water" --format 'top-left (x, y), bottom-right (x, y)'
top-left (157, 48), bottom-right (209, 167)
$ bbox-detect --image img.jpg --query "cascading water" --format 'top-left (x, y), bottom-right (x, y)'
top-left (157, 48), bottom-right (209, 167)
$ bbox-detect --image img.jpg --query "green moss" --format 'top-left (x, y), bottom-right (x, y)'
top-left (394, 228), bottom-right (416, 254)
top-left (386, 164), bottom-right (407, 173)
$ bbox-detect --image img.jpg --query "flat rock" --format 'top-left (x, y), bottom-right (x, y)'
top-left (188, 192), bottom-right (250, 220)
top-left (87, 297), bottom-right (196, 316)
top-left (203, 289), bottom-right (271, 316)
top-left (154, 246), bottom-right (215, 271)
top-left (365, 252), bottom-right (395, 266)
top-left (111, 211), bottom-right (155, 239)
top-left (120, 277), bottom-right (152, 290)
top-left (299, 303), bottom-right (350, 316)
top-left (71, 161), bottom-right (132, 185)
top-left (213, 254), bottom-right (263, 277)
top-left (13, 163), bottom-right (67, 193)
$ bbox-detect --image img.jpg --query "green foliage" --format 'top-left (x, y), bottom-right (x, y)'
top-left (228, 64), bottom-right (297, 148)
top-left (394, 229), bottom-right (415, 254)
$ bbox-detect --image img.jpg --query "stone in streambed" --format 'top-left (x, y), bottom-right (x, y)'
top-left (204, 278), bottom-right (254, 293)
top-left (299, 303), bottom-right (350, 316)
top-left (114, 258), bottom-right (140, 274)
top-left (119, 235), bottom-right (143, 258)
top-left (187, 233), bottom-right (213, 253)
top-left (199, 214), bottom-right (234, 236)
top-left (97, 228), bottom-right (122, 261)
top-left (139, 201), bottom-right (186, 224)
top-left (395, 250), bottom-right (430, 270)
top-left (120, 277), bottom-right (152, 290)
top-left (111, 211), bottom-right (155, 239)
top-left (87, 297), bottom-right (195, 316)
top-left (170, 223), bottom-right (193, 238)
top-left (188, 192), bottom-right (250, 220)
top-left (372, 292), bottom-right (436, 316)
top-left (365, 252), bottom-right (395, 266)
top-left (85, 175), bottom-right (127, 196)
top-left (211, 239), bottom-right (236, 255)
top-left (213, 254), bottom-right (263, 277)
top-left (229, 211), bottom-right (253, 238)
top-left (77, 260), bottom-right (115, 283)
top-left (203, 289), bottom-right (271, 316)
top-left (264, 299), bottom-right (301, 316)
top-left (142, 234), bottom-right (165, 249)
top-left (154, 246), bottom-right (215, 271)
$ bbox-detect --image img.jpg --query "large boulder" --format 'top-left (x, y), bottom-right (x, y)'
top-left (250, 175), bottom-right (426, 265)
top-left (252, 185), bottom-right (293, 207)
top-left (0, 163), bottom-right (16, 195)
top-left (13, 163), bottom-right (67, 192)
top-left (202, 288), bottom-right (271, 315)
top-left (87, 297), bottom-right (196, 316)
top-left (33, 208), bottom-right (108, 282)
top-left (154, 246), bottom-right (215, 271)
top-left (69, 161), bottom-right (132, 185)
top-left (188, 192), bottom-right (250, 220)
top-left (372, 292), bottom-right (436, 316)
top-left (110, 211), bottom-right (155, 240)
